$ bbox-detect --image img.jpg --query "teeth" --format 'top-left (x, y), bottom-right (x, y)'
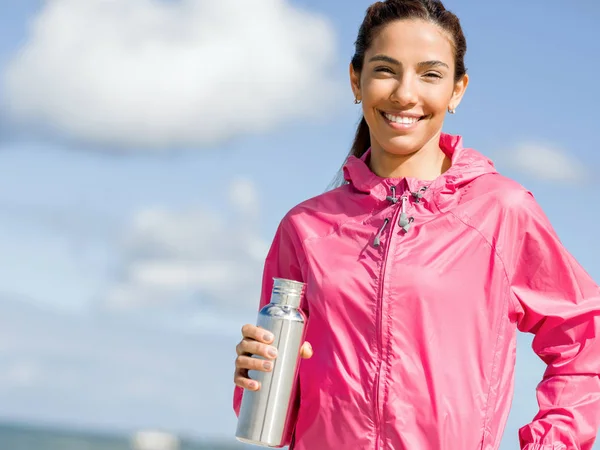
top-left (384, 113), bottom-right (420, 124)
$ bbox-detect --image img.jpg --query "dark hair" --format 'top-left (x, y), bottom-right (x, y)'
top-left (340, 0), bottom-right (467, 181)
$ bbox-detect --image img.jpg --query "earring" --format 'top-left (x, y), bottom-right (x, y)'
top-left (448, 107), bottom-right (456, 114)
top-left (354, 98), bottom-right (362, 104)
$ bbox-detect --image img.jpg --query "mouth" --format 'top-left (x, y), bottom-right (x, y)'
top-left (379, 110), bottom-right (429, 125)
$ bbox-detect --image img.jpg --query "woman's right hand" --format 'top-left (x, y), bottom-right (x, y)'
top-left (234, 324), bottom-right (313, 391)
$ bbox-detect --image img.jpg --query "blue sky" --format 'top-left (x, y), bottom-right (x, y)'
top-left (0, 0), bottom-right (598, 448)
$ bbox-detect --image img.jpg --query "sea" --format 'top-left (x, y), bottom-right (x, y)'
top-left (0, 422), bottom-right (250, 450)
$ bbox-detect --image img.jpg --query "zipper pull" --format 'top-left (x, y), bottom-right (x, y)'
top-left (373, 218), bottom-right (390, 247)
top-left (399, 196), bottom-right (414, 232)
top-left (385, 185), bottom-right (399, 204)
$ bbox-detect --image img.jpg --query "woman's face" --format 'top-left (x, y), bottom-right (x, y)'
top-left (350, 19), bottom-right (468, 157)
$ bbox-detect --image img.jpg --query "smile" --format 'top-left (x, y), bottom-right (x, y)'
top-left (379, 110), bottom-right (428, 130)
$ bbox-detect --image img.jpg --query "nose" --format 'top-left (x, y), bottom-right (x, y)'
top-left (390, 73), bottom-right (418, 106)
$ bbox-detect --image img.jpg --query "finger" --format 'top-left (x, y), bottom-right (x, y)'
top-left (236, 355), bottom-right (274, 372)
top-left (300, 341), bottom-right (313, 359)
top-left (235, 341), bottom-right (246, 356)
top-left (236, 339), bottom-right (260, 358)
top-left (241, 324), bottom-right (274, 344)
top-left (234, 370), bottom-right (261, 391)
top-left (239, 339), bottom-right (278, 360)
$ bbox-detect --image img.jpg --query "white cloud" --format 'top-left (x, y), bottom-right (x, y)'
top-left (229, 177), bottom-right (260, 221)
top-left (507, 143), bottom-right (589, 183)
top-left (2, 0), bottom-right (341, 150)
top-left (103, 178), bottom-right (269, 320)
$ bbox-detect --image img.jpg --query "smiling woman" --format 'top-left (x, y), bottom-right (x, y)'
top-left (348, 1), bottom-right (468, 181)
top-left (232, 1), bottom-right (600, 450)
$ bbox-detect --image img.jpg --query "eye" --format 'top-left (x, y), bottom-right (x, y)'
top-left (374, 66), bottom-right (394, 74)
top-left (424, 72), bottom-right (443, 79)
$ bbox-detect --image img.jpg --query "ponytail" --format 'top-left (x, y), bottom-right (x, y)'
top-left (350, 116), bottom-right (371, 159)
top-left (326, 116), bottom-right (371, 190)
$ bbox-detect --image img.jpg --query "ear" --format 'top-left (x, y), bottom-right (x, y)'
top-left (349, 62), bottom-right (361, 100)
top-left (449, 73), bottom-right (469, 111)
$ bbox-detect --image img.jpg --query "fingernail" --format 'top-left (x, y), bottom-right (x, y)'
top-left (268, 347), bottom-right (278, 358)
top-left (263, 361), bottom-right (272, 370)
top-left (263, 332), bottom-right (274, 342)
top-left (249, 381), bottom-right (257, 389)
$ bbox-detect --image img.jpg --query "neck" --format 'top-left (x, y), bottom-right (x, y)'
top-left (368, 132), bottom-right (451, 180)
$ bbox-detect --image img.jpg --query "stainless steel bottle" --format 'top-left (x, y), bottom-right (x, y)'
top-left (236, 278), bottom-right (307, 448)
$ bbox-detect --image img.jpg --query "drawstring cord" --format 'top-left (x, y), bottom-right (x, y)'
top-left (373, 218), bottom-right (390, 248)
top-left (386, 185), bottom-right (399, 204)
top-left (372, 184), bottom-right (428, 247)
top-left (411, 186), bottom-right (428, 203)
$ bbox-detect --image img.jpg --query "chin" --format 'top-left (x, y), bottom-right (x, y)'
top-left (380, 135), bottom-right (424, 156)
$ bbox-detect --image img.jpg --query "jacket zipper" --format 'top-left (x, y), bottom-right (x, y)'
top-left (374, 188), bottom-right (404, 449)
top-left (398, 195), bottom-right (414, 232)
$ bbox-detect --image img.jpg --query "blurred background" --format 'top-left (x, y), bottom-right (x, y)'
top-left (0, 0), bottom-right (598, 449)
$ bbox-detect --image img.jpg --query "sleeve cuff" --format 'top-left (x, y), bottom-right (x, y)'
top-left (522, 444), bottom-right (567, 450)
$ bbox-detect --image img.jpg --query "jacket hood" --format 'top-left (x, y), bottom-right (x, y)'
top-left (342, 133), bottom-right (497, 210)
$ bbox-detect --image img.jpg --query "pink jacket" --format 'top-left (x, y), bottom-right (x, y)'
top-left (233, 133), bottom-right (600, 450)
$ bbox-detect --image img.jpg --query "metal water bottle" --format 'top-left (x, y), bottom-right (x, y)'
top-left (236, 278), bottom-right (307, 448)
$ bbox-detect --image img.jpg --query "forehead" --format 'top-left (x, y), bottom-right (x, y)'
top-left (367, 19), bottom-right (454, 63)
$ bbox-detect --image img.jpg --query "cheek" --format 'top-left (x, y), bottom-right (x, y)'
top-left (418, 85), bottom-right (450, 110)
top-left (428, 96), bottom-right (451, 115)
top-left (361, 78), bottom-right (394, 103)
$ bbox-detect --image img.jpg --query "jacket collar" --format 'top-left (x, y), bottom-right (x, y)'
top-left (342, 133), bottom-right (496, 203)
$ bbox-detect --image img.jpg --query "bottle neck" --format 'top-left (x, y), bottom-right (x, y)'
top-left (271, 278), bottom-right (305, 308)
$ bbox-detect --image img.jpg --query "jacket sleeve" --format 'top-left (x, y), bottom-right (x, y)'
top-left (507, 191), bottom-right (600, 450)
top-left (233, 214), bottom-right (306, 417)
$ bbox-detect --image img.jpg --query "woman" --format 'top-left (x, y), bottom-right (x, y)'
top-left (233, 1), bottom-right (600, 449)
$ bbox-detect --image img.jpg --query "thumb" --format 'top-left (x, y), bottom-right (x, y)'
top-left (300, 341), bottom-right (313, 359)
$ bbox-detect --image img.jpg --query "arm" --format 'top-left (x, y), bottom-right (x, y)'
top-left (507, 192), bottom-right (600, 450)
top-left (233, 214), bottom-right (306, 416)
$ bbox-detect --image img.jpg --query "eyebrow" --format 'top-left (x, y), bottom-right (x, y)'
top-left (418, 60), bottom-right (450, 70)
top-left (368, 54), bottom-right (401, 65)
top-left (368, 54), bottom-right (449, 70)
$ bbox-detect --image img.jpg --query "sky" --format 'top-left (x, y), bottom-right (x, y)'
top-left (0, 0), bottom-right (599, 448)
